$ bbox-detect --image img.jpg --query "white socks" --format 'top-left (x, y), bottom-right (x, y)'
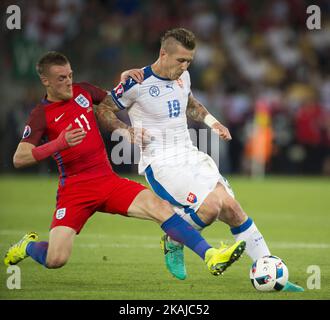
top-left (170, 211), bottom-right (270, 262)
top-left (231, 217), bottom-right (270, 261)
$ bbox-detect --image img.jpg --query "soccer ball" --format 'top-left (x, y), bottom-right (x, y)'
top-left (250, 255), bottom-right (289, 291)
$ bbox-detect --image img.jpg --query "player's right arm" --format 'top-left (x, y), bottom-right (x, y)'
top-left (95, 89), bottom-right (150, 146)
top-left (13, 142), bottom-right (38, 168)
top-left (14, 123), bottom-right (86, 169)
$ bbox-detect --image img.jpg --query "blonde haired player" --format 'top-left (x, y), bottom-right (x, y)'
top-left (98, 28), bottom-right (303, 292)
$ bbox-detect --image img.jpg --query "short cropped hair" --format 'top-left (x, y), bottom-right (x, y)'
top-left (161, 28), bottom-right (196, 51)
top-left (36, 51), bottom-right (69, 76)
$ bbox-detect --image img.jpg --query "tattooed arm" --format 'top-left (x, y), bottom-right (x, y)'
top-left (186, 93), bottom-right (209, 122)
top-left (95, 67), bottom-right (144, 134)
top-left (95, 95), bottom-right (128, 132)
top-left (95, 95), bottom-right (150, 145)
top-left (186, 93), bottom-right (232, 141)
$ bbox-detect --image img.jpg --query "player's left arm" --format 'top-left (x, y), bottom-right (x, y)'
top-left (186, 93), bottom-right (232, 141)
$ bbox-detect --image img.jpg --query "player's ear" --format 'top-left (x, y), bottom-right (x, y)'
top-left (40, 74), bottom-right (49, 87)
top-left (160, 47), bottom-right (167, 58)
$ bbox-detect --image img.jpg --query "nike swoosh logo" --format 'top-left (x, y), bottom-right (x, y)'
top-left (55, 113), bottom-right (65, 122)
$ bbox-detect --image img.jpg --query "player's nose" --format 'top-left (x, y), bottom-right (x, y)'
top-left (66, 77), bottom-right (73, 85)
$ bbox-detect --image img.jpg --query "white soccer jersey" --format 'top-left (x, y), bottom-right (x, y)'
top-left (111, 65), bottom-right (234, 220)
top-left (111, 66), bottom-right (197, 174)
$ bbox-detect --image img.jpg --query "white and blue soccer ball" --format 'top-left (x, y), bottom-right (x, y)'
top-left (250, 255), bottom-right (289, 291)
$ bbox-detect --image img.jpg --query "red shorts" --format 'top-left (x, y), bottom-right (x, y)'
top-left (50, 173), bottom-right (146, 234)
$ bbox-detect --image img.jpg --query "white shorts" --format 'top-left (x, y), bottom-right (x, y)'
top-left (144, 150), bottom-right (234, 226)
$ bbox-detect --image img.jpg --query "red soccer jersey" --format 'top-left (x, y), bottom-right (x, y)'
top-left (21, 82), bottom-right (114, 185)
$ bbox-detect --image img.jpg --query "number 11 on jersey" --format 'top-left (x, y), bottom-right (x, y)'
top-left (74, 114), bottom-right (91, 130)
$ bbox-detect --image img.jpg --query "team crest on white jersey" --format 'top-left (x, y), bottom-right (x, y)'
top-left (75, 94), bottom-right (90, 108)
top-left (150, 84), bottom-right (176, 98)
top-left (22, 125), bottom-right (31, 139)
top-left (149, 86), bottom-right (160, 97)
top-left (56, 208), bottom-right (66, 220)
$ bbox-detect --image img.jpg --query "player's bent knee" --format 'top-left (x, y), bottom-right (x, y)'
top-left (198, 207), bottom-right (219, 224)
top-left (199, 195), bottom-right (222, 224)
top-left (220, 198), bottom-right (247, 226)
top-left (46, 255), bottom-right (69, 269)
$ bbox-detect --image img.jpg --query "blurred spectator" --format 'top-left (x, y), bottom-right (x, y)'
top-left (1, 0), bottom-right (330, 176)
top-left (294, 100), bottom-right (324, 174)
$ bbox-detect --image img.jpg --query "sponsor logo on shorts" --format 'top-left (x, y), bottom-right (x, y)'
top-left (22, 125), bottom-right (31, 139)
top-left (187, 192), bottom-right (197, 204)
top-left (56, 208), bottom-right (66, 220)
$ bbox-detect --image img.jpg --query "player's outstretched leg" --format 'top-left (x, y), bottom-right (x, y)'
top-left (160, 213), bottom-right (246, 276)
top-left (4, 232), bottom-right (38, 266)
top-left (205, 240), bottom-right (246, 275)
top-left (161, 212), bottom-right (246, 276)
top-left (129, 190), bottom-right (246, 277)
top-left (160, 235), bottom-right (186, 280)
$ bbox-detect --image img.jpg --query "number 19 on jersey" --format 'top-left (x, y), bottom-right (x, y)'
top-left (167, 100), bottom-right (180, 118)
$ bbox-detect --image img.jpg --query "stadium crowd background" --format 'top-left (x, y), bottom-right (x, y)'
top-left (1, 0), bottom-right (329, 176)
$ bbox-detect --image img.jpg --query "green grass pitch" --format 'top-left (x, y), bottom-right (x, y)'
top-left (0, 174), bottom-right (329, 300)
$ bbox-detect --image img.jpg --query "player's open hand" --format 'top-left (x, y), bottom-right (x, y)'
top-left (120, 69), bottom-right (144, 84)
top-left (64, 124), bottom-right (87, 147)
top-left (212, 122), bottom-right (232, 141)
